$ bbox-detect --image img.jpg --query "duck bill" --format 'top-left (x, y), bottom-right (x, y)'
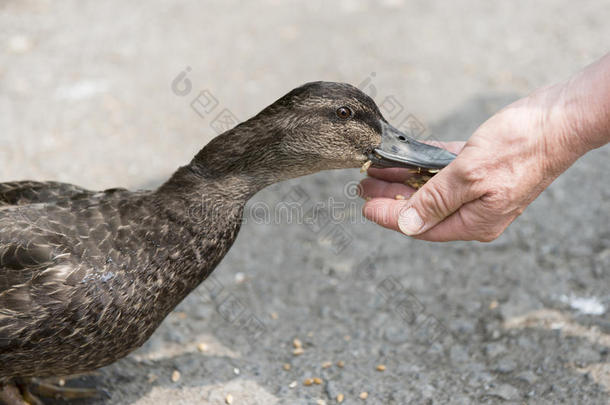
top-left (369, 121), bottom-right (456, 170)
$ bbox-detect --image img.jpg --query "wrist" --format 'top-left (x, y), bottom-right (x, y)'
top-left (525, 82), bottom-right (585, 178)
top-left (555, 54), bottom-right (610, 154)
top-left (534, 54), bottom-right (610, 177)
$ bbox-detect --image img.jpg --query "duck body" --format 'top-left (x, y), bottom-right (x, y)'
top-left (0, 174), bottom-right (244, 379)
top-left (0, 82), bottom-right (456, 399)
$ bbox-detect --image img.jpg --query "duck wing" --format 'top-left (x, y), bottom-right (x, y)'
top-left (0, 202), bottom-right (77, 351)
top-left (0, 181), bottom-right (93, 207)
top-left (0, 188), bottom-right (149, 374)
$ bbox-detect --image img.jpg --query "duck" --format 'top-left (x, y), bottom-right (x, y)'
top-left (0, 81), bottom-right (455, 404)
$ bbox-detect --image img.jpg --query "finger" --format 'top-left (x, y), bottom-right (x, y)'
top-left (367, 167), bottom-right (418, 182)
top-left (362, 194), bottom-right (505, 242)
top-left (362, 198), bottom-right (408, 232)
top-left (359, 177), bottom-right (416, 199)
top-left (412, 202), bottom-right (514, 242)
top-left (395, 162), bottom-right (482, 236)
top-left (409, 202), bottom-right (482, 242)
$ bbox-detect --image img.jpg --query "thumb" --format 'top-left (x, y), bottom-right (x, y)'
top-left (397, 164), bottom-right (475, 236)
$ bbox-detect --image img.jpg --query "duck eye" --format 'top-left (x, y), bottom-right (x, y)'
top-left (336, 106), bottom-right (352, 120)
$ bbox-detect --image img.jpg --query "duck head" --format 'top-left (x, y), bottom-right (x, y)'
top-left (191, 82), bottom-right (455, 190)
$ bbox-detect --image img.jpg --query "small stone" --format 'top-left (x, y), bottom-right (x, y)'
top-left (467, 370), bottom-right (495, 388)
top-left (283, 363), bottom-right (291, 371)
top-left (336, 360), bottom-right (345, 368)
top-left (489, 300), bottom-right (499, 310)
top-left (487, 383), bottom-right (520, 401)
top-left (293, 347), bottom-right (305, 356)
top-left (337, 393), bottom-right (345, 403)
top-left (359, 391), bottom-right (369, 399)
top-left (484, 342), bottom-right (507, 358)
top-left (515, 370), bottom-right (538, 385)
top-left (166, 328), bottom-right (187, 344)
top-left (270, 312), bottom-right (278, 320)
top-left (197, 343), bottom-right (208, 352)
top-left (175, 312), bottom-right (187, 319)
top-left (234, 272), bottom-right (245, 283)
top-left (225, 393), bottom-right (234, 404)
top-left (57, 379), bottom-right (65, 387)
top-left (233, 367), bottom-right (240, 375)
top-left (325, 381), bottom-right (340, 400)
top-left (313, 377), bottom-right (323, 385)
top-left (343, 335), bottom-right (351, 341)
top-left (450, 318), bottom-right (476, 335)
top-left (171, 370), bottom-right (181, 382)
top-left (322, 361), bottom-right (332, 369)
top-left (517, 370), bottom-right (538, 385)
top-left (304, 378), bottom-right (313, 386)
top-left (383, 325), bottom-right (409, 344)
top-left (449, 345), bottom-right (470, 364)
top-left (376, 364), bottom-right (386, 372)
top-left (293, 338), bottom-right (303, 349)
top-left (316, 400), bottom-right (326, 405)
top-left (289, 381), bottom-right (297, 388)
top-left (494, 358), bottom-right (516, 374)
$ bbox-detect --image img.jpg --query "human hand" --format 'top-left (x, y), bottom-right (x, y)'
top-left (360, 81), bottom-right (600, 242)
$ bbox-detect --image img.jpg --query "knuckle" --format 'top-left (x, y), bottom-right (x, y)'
top-left (418, 184), bottom-right (452, 219)
top-left (480, 186), bottom-right (514, 214)
top-left (477, 228), bottom-right (502, 243)
top-left (458, 207), bottom-right (504, 242)
top-left (454, 158), bottom-right (488, 185)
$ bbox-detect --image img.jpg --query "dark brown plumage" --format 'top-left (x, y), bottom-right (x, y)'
top-left (0, 82), bottom-right (453, 403)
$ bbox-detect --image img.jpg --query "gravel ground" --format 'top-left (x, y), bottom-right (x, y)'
top-left (1, 1), bottom-right (609, 404)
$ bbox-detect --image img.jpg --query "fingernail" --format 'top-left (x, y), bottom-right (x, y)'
top-left (398, 208), bottom-right (424, 236)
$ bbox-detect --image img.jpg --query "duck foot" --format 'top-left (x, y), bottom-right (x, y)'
top-left (20, 378), bottom-right (108, 401)
top-left (0, 382), bottom-right (36, 405)
top-left (1, 377), bottom-right (108, 405)
top-left (19, 388), bottom-right (43, 405)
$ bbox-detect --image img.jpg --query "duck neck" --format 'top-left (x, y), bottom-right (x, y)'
top-left (154, 122), bottom-right (294, 226)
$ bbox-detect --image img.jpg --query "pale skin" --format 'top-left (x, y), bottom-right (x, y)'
top-left (360, 53), bottom-right (610, 242)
